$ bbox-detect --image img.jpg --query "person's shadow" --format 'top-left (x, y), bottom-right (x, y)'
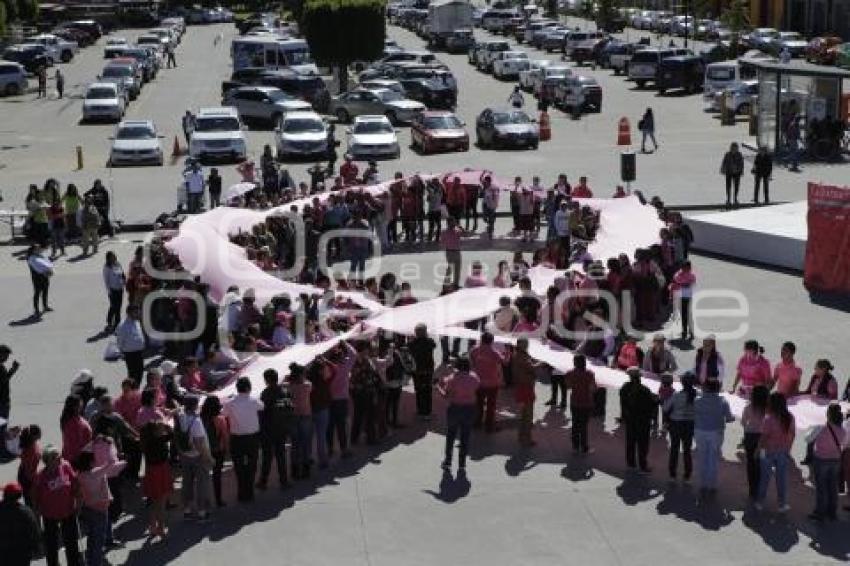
top-left (8, 313), bottom-right (41, 326)
top-left (424, 469), bottom-right (471, 504)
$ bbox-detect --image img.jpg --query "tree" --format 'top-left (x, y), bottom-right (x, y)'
top-left (721, 0), bottom-right (749, 56)
top-left (302, 0), bottom-right (385, 93)
top-left (3, 0), bottom-right (17, 23)
top-left (0, 2), bottom-right (6, 36)
top-left (17, 0), bottom-right (37, 22)
top-left (595, 0), bottom-right (618, 29)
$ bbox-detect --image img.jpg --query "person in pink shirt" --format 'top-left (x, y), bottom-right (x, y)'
top-left (113, 379), bottom-right (142, 479)
top-left (464, 260), bottom-right (488, 288)
top-left (180, 357), bottom-right (206, 393)
top-left (470, 332), bottom-right (506, 433)
top-left (513, 312), bottom-right (539, 334)
top-left (809, 404), bottom-right (847, 521)
top-left (77, 450), bottom-right (126, 566)
top-left (729, 340), bottom-right (771, 397)
top-left (571, 176), bottom-right (594, 198)
top-left (755, 392), bottom-right (795, 512)
top-left (804, 359), bottom-right (839, 400)
top-left (60, 394), bottom-right (92, 467)
top-left (492, 260), bottom-right (511, 288)
top-left (669, 260), bottom-right (696, 340)
top-left (772, 341), bottom-right (802, 398)
top-left (440, 217), bottom-right (464, 287)
top-left (438, 356), bottom-right (480, 472)
top-left (288, 363), bottom-right (314, 478)
top-left (33, 445), bottom-right (82, 566)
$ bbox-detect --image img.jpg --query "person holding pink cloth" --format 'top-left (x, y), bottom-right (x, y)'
top-left (438, 357), bottom-right (480, 472)
top-left (755, 392), bottom-right (795, 512)
top-left (772, 342), bottom-right (802, 398)
top-left (470, 332), bottom-right (506, 433)
top-left (729, 340), bottom-right (771, 397)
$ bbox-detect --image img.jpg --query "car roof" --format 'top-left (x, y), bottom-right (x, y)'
top-left (283, 110), bottom-right (322, 121)
top-left (197, 107), bottom-right (239, 117)
top-left (0, 61), bottom-right (24, 69)
top-left (88, 82), bottom-right (118, 90)
top-left (118, 120), bottom-right (155, 128)
top-left (234, 85), bottom-right (280, 93)
top-left (421, 110), bottom-right (456, 117)
top-left (353, 114), bottom-right (391, 123)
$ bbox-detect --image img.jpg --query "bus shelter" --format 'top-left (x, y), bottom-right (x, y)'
top-left (751, 60), bottom-right (850, 160)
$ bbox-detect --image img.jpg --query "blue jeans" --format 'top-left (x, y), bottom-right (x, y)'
top-left (80, 506), bottom-right (108, 566)
top-left (444, 404), bottom-right (476, 468)
top-left (293, 415), bottom-right (313, 469)
top-left (694, 428), bottom-right (722, 489)
top-left (312, 409), bottom-right (329, 466)
top-left (758, 450), bottom-right (789, 506)
top-left (813, 457), bottom-right (840, 518)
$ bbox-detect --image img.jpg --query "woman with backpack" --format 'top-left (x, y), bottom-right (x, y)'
top-left (638, 108), bottom-right (657, 153)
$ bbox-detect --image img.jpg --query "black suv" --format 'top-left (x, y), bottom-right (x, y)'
top-left (388, 65), bottom-right (457, 109)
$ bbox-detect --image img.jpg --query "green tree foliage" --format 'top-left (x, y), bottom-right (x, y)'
top-left (0, 2), bottom-right (6, 36)
top-left (595, 0), bottom-right (618, 27)
top-left (17, 0), bottom-right (37, 21)
top-left (302, 0), bottom-right (385, 92)
top-left (3, 0), bottom-right (17, 23)
top-left (721, 0), bottom-right (749, 56)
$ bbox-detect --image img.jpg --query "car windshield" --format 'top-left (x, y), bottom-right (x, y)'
top-left (377, 90), bottom-right (404, 102)
top-left (102, 66), bottom-right (131, 78)
top-left (137, 37), bottom-right (158, 44)
top-left (285, 48), bottom-right (312, 65)
top-left (782, 33), bottom-right (802, 41)
top-left (283, 118), bottom-right (323, 133)
top-left (267, 90), bottom-right (296, 102)
top-left (194, 117), bottom-right (240, 132)
top-left (86, 88), bottom-right (116, 99)
top-left (423, 115), bottom-right (462, 129)
top-left (493, 111), bottom-right (530, 124)
top-left (117, 126), bottom-right (155, 139)
top-left (708, 67), bottom-right (735, 80)
top-left (354, 121), bottom-right (393, 134)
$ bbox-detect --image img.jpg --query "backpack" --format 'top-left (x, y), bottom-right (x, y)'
top-left (176, 415), bottom-right (197, 453)
top-left (269, 385), bottom-right (295, 435)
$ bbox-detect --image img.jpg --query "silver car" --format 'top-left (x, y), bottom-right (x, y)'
top-left (329, 88), bottom-right (425, 125)
top-left (0, 62), bottom-right (27, 96)
top-left (222, 85), bottom-right (312, 126)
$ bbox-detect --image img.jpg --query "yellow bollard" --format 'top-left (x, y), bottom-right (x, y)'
top-left (76, 145), bottom-right (84, 170)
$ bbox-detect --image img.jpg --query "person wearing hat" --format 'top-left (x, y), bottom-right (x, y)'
top-left (33, 444), bottom-right (82, 566)
top-left (0, 481), bottom-right (41, 566)
top-left (641, 334), bottom-right (678, 379)
top-left (176, 395), bottom-right (213, 519)
top-left (116, 304), bottom-right (146, 386)
top-left (619, 367), bottom-right (655, 473)
top-left (694, 379), bottom-right (734, 498)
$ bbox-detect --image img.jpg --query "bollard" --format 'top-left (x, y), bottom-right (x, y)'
top-left (76, 145), bottom-right (84, 169)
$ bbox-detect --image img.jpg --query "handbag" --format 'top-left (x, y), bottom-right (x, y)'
top-left (103, 340), bottom-right (123, 362)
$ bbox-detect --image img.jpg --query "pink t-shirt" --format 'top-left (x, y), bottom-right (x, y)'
top-left (513, 320), bottom-right (539, 333)
top-left (62, 416), bottom-right (92, 463)
top-left (113, 391), bottom-right (141, 425)
top-left (289, 381), bottom-right (313, 416)
top-left (442, 371), bottom-right (480, 406)
top-left (440, 227), bottom-right (461, 251)
top-left (181, 369), bottom-right (205, 391)
top-left (470, 345), bottom-right (504, 389)
top-left (814, 423), bottom-right (846, 460)
top-left (773, 361), bottom-right (802, 398)
top-left (737, 355), bottom-right (771, 389)
top-left (760, 413), bottom-right (795, 452)
top-left (464, 275), bottom-right (487, 288)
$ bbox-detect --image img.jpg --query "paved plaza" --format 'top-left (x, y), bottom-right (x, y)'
top-left (1, 16), bottom-right (850, 566)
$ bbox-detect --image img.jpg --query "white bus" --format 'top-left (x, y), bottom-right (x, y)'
top-left (230, 36), bottom-right (317, 74)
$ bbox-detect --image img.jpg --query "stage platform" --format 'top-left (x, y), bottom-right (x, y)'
top-left (687, 201), bottom-right (807, 271)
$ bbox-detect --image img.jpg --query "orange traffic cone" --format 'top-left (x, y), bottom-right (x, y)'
top-left (617, 117), bottom-right (631, 146)
top-left (539, 111), bottom-right (551, 141)
top-left (172, 135), bottom-right (182, 157)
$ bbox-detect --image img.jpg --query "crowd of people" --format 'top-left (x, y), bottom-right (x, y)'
top-left (5, 162), bottom-right (850, 566)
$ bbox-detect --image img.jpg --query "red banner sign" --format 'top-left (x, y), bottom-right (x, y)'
top-left (804, 183), bottom-right (850, 294)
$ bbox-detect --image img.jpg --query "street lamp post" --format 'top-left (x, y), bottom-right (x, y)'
top-left (683, 0), bottom-right (689, 48)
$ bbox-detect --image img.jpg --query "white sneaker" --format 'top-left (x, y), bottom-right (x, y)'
top-left (778, 504), bottom-right (791, 513)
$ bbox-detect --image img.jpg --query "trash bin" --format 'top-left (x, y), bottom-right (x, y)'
top-left (749, 99), bottom-right (758, 137)
top-left (620, 151), bottom-right (636, 183)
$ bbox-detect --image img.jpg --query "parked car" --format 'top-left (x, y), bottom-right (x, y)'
top-left (346, 115), bottom-right (400, 159)
top-left (445, 29), bottom-right (475, 53)
top-left (669, 15), bottom-right (693, 37)
top-left (699, 43), bottom-right (731, 64)
top-left (563, 31), bottom-right (604, 58)
top-left (223, 85), bottom-right (313, 125)
top-left (53, 27), bottom-right (95, 48)
top-left (2, 45), bottom-right (49, 74)
top-left (391, 67), bottom-right (457, 109)
top-left (628, 48), bottom-right (689, 88)
top-left (100, 60), bottom-right (141, 100)
top-left (656, 55), bottom-right (705, 95)
top-left (604, 42), bottom-right (641, 75)
top-left (531, 25), bottom-right (565, 50)
top-left (359, 79), bottom-right (406, 95)
top-left (770, 31), bottom-right (808, 58)
top-left (542, 29), bottom-right (570, 53)
top-left (523, 20), bottom-right (558, 44)
top-left (491, 51), bottom-right (530, 79)
top-left (410, 110), bottom-right (469, 153)
top-left (274, 110), bottom-right (331, 160)
top-left (531, 64), bottom-right (573, 98)
top-left (189, 107), bottom-right (248, 162)
top-left (572, 36), bottom-right (611, 66)
top-left (26, 34), bottom-right (77, 63)
top-left (553, 75), bottom-right (603, 112)
top-left (632, 10), bottom-right (655, 30)
top-left (136, 34), bottom-right (168, 54)
top-left (223, 68), bottom-right (331, 112)
top-left (81, 82), bottom-right (126, 122)
top-left (745, 28), bottom-right (779, 51)
top-left (330, 88), bottom-right (424, 125)
top-left (104, 37), bottom-right (130, 59)
top-left (109, 120), bottom-right (164, 166)
top-left (519, 59), bottom-right (552, 91)
top-left (806, 36), bottom-right (843, 65)
top-left (477, 40), bottom-right (511, 72)
top-left (711, 80), bottom-right (759, 114)
top-left (0, 62), bottom-right (27, 96)
top-left (475, 107), bottom-right (539, 149)
top-left (59, 20), bottom-right (103, 41)
top-left (117, 48), bottom-right (159, 82)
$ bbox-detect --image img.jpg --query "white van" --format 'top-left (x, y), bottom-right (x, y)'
top-left (702, 60), bottom-right (758, 101)
top-left (231, 37), bottom-right (317, 75)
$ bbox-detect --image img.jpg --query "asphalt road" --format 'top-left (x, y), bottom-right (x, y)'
top-left (3, 19), bottom-right (849, 228)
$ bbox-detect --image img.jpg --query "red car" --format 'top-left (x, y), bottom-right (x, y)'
top-left (806, 36), bottom-right (843, 65)
top-left (410, 111), bottom-right (469, 154)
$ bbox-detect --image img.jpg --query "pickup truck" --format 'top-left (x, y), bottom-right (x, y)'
top-left (26, 34), bottom-right (78, 63)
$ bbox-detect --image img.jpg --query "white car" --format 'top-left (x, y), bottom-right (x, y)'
top-left (346, 115), bottom-right (400, 160)
top-left (81, 82), bottom-right (125, 122)
top-left (149, 27), bottom-right (179, 47)
top-left (275, 110), bottom-right (330, 160)
top-left (104, 37), bottom-right (129, 59)
top-left (519, 59), bottom-right (552, 91)
top-left (136, 34), bottom-right (168, 54)
top-left (26, 34), bottom-right (77, 63)
top-left (109, 120), bottom-right (164, 166)
top-left (190, 107), bottom-right (248, 163)
top-left (0, 62), bottom-right (27, 96)
top-left (492, 51), bottom-right (530, 79)
top-left (359, 78), bottom-right (406, 96)
top-left (530, 65), bottom-right (572, 96)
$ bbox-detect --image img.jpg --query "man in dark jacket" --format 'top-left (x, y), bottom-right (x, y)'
top-left (752, 147), bottom-right (773, 204)
top-left (720, 142), bottom-right (744, 208)
top-left (0, 482), bottom-right (41, 566)
top-left (619, 367), bottom-right (656, 473)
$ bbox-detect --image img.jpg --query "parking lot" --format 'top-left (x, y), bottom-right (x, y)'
top-left (2, 18), bottom-right (850, 227)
